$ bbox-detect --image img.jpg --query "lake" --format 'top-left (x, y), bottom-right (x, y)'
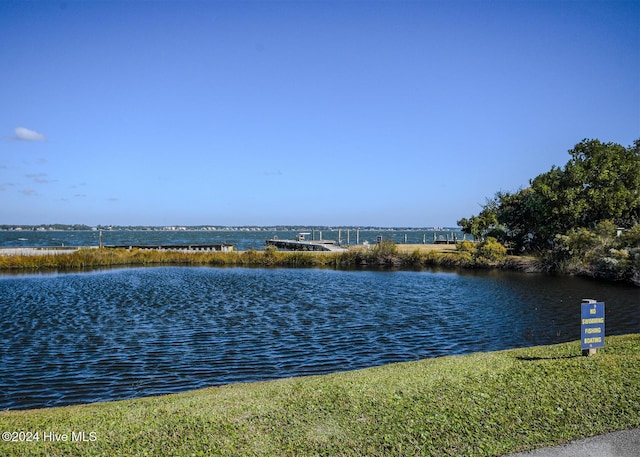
top-left (0, 266), bottom-right (638, 410)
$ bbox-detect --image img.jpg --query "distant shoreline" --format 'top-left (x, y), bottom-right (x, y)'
top-left (0, 225), bottom-right (462, 232)
top-left (0, 243), bottom-right (458, 257)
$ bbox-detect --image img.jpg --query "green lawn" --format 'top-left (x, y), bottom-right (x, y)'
top-left (1, 335), bottom-right (639, 457)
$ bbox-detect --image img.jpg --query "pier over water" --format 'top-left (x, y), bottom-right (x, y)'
top-left (265, 233), bottom-right (347, 252)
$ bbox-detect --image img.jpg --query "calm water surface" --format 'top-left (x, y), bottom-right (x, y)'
top-left (1, 267), bottom-right (638, 410)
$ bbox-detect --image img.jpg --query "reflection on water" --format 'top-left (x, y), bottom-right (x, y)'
top-left (0, 267), bottom-right (637, 410)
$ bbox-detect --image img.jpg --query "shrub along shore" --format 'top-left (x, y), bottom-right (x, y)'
top-left (0, 241), bottom-right (537, 274)
top-left (1, 335), bottom-right (638, 457)
top-left (5, 236), bottom-right (637, 284)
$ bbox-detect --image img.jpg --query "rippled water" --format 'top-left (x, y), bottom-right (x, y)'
top-left (1, 267), bottom-right (638, 410)
top-left (0, 228), bottom-right (464, 251)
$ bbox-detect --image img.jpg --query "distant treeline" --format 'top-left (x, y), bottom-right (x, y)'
top-left (1, 224), bottom-right (460, 232)
top-left (0, 224), bottom-right (94, 231)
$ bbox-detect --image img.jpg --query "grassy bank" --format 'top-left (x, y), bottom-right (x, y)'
top-left (1, 335), bottom-right (638, 457)
top-left (0, 243), bottom-right (538, 273)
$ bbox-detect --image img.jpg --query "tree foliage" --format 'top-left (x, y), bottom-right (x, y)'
top-left (458, 139), bottom-right (640, 252)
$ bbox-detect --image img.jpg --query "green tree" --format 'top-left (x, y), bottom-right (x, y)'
top-left (563, 139), bottom-right (640, 227)
top-left (460, 138), bottom-right (640, 252)
top-left (457, 199), bottom-right (501, 241)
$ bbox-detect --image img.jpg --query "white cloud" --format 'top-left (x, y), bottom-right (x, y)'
top-left (14, 127), bottom-right (47, 142)
top-left (25, 172), bottom-right (55, 183)
top-left (21, 188), bottom-right (38, 196)
top-left (264, 169), bottom-right (283, 176)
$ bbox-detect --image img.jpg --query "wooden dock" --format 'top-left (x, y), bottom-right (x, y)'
top-left (104, 244), bottom-right (233, 252)
top-left (0, 246), bottom-right (82, 256)
top-left (265, 238), bottom-right (346, 252)
top-left (433, 234), bottom-right (461, 244)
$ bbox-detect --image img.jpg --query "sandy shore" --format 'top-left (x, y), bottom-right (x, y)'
top-left (395, 243), bottom-right (457, 253)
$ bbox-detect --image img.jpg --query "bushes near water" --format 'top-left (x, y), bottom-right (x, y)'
top-left (0, 240), bottom-right (522, 274)
top-left (4, 233), bottom-right (637, 285)
top-left (455, 237), bottom-right (507, 265)
top-left (4, 232), bottom-right (637, 284)
top-left (542, 221), bottom-right (640, 284)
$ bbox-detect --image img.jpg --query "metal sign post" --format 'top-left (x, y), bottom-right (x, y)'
top-left (581, 299), bottom-right (605, 356)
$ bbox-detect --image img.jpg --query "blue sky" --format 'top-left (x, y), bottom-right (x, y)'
top-left (1, 0), bottom-right (638, 227)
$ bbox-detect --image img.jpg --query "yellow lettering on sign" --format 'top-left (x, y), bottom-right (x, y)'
top-left (584, 337), bottom-right (602, 344)
top-left (585, 327), bottom-right (602, 334)
top-left (582, 318), bottom-right (604, 325)
top-left (590, 308), bottom-right (597, 315)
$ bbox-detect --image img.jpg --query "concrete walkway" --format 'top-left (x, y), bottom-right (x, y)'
top-left (504, 428), bottom-right (640, 457)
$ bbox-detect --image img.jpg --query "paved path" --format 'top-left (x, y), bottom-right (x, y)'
top-left (504, 428), bottom-right (640, 457)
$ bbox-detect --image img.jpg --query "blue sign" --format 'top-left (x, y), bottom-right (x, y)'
top-left (581, 302), bottom-right (605, 350)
